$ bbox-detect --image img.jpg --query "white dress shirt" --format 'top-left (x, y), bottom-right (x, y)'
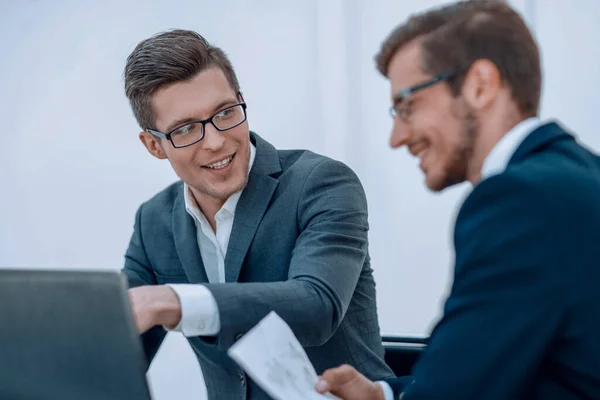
top-left (166, 143), bottom-right (256, 337)
top-left (379, 117), bottom-right (544, 400)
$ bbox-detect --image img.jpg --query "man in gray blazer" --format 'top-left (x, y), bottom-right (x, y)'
top-left (121, 29), bottom-right (392, 399)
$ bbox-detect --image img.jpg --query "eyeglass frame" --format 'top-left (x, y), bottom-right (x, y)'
top-left (390, 70), bottom-right (457, 121)
top-left (146, 101), bottom-right (248, 149)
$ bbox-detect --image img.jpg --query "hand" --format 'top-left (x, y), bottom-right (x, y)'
top-left (128, 285), bottom-right (182, 334)
top-left (315, 364), bottom-right (385, 400)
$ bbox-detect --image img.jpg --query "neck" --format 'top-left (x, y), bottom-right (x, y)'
top-left (466, 105), bottom-right (527, 184)
top-left (190, 187), bottom-right (226, 232)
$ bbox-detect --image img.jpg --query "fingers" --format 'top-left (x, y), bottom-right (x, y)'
top-left (127, 287), bottom-right (149, 333)
top-left (316, 364), bottom-right (358, 393)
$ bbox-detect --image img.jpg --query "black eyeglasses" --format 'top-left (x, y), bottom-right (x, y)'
top-left (147, 102), bottom-right (248, 148)
top-left (390, 70), bottom-right (456, 121)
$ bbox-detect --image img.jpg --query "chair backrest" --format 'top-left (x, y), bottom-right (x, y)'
top-left (382, 336), bottom-right (427, 376)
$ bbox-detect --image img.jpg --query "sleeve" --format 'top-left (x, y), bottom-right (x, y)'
top-left (204, 158), bottom-right (370, 349)
top-left (381, 376), bottom-right (414, 399)
top-left (379, 381), bottom-right (396, 400)
top-left (121, 204), bottom-right (168, 367)
top-left (165, 284), bottom-right (220, 336)
top-left (402, 173), bottom-right (567, 399)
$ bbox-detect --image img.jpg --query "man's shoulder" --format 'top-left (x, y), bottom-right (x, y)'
top-left (494, 137), bottom-right (597, 192)
top-left (139, 180), bottom-right (183, 215)
top-left (276, 148), bottom-right (360, 182)
top-left (277, 148), bottom-right (331, 172)
top-left (462, 141), bottom-right (600, 222)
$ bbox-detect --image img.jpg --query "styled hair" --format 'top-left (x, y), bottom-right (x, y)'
top-left (375, 0), bottom-right (541, 117)
top-left (124, 29), bottom-right (240, 130)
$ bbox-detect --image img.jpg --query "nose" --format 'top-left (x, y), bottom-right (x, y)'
top-left (202, 123), bottom-right (225, 151)
top-left (389, 117), bottom-right (411, 148)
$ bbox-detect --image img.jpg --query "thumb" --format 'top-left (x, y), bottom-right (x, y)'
top-left (315, 377), bottom-right (329, 393)
top-left (316, 364), bottom-right (357, 393)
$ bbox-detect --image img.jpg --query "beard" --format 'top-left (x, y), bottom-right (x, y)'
top-left (431, 102), bottom-right (477, 192)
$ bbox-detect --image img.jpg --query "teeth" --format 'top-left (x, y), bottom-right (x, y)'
top-left (206, 156), bottom-right (233, 169)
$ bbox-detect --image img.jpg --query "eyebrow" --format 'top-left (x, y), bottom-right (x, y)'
top-left (164, 98), bottom-right (239, 133)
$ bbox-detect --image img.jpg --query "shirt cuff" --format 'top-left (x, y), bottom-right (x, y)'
top-left (165, 284), bottom-right (221, 336)
top-left (378, 381), bottom-right (395, 400)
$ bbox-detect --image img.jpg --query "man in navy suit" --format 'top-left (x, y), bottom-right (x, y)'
top-left (316, 1), bottom-right (600, 399)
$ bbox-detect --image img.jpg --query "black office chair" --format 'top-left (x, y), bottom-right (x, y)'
top-left (382, 336), bottom-right (427, 377)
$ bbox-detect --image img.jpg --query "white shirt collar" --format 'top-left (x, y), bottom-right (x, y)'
top-left (480, 117), bottom-right (544, 180)
top-left (184, 141), bottom-right (256, 217)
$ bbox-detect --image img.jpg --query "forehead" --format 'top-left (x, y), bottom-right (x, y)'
top-left (387, 39), bottom-right (428, 96)
top-left (152, 67), bottom-right (237, 130)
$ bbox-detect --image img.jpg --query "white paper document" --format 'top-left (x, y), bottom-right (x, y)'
top-left (228, 311), bottom-right (340, 400)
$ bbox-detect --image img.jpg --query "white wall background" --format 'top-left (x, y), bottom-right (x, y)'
top-left (1, 1), bottom-right (599, 399)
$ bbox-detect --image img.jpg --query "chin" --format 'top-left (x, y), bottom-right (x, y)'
top-left (426, 173), bottom-right (466, 192)
top-left (425, 172), bottom-right (450, 193)
top-left (190, 175), bottom-right (247, 201)
top-left (426, 180), bottom-right (445, 193)
top-left (217, 176), bottom-right (249, 199)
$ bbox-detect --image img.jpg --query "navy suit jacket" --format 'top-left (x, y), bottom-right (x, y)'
top-left (386, 122), bottom-right (600, 399)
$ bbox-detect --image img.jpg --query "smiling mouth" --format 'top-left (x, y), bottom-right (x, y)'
top-left (203, 154), bottom-right (234, 169)
top-left (408, 140), bottom-right (429, 158)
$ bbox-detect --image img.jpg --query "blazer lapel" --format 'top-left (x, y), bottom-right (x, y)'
top-left (172, 188), bottom-right (210, 283)
top-left (225, 132), bottom-right (281, 282)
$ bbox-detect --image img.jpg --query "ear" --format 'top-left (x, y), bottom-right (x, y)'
top-left (461, 59), bottom-right (502, 111)
top-left (139, 131), bottom-right (168, 160)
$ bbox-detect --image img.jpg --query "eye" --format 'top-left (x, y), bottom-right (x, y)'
top-left (215, 107), bottom-right (237, 120)
top-left (400, 98), bottom-right (416, 117)
top-left (172, 123), bottom-right (197, 136)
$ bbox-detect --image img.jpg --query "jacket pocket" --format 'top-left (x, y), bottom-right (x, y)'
top-left (153, 271), bottom-right (188, 284)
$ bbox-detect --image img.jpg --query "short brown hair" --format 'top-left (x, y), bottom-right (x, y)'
top-left (124, 29), bottom-right (241, 130)
top-left (375, 0), bottom-right (541, 117)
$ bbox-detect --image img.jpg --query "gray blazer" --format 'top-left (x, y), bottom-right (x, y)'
top-left (123, 132), bottom-right (393, 399)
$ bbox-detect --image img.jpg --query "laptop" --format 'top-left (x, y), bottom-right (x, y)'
top-left (0, 269), bottom-right (153, 400)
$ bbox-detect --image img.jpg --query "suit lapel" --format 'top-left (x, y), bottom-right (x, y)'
top-left (508, 121), bottom-right (574, 166)
top-left (224, 132), bottom-right (281, 282)
top-left (172, 188), bottom-right (210, 283)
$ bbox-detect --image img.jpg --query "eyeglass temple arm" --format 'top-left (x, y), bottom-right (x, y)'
top-left (146, 128), bottom-right (167, 139)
